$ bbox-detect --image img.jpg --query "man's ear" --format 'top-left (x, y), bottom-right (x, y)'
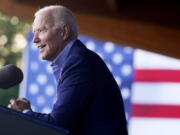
top-left (62, 24), bottom-right (70, 41)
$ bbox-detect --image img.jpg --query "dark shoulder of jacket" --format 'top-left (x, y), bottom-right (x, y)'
top-left (61, 40), bottom-right (109, 77)
top-left (69, 40), bottom-right (106, 66)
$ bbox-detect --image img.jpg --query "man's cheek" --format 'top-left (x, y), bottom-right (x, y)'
top-left (38, 32), bottom-right (45, 39)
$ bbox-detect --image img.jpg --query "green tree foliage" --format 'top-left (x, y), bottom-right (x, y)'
top-left (0, 12), bottom-right (31, 106)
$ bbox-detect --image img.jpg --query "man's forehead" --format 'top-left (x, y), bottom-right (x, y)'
top-left (33, 12), bottom-right (55, 29)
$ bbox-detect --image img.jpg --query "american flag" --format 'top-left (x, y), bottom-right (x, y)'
top-left (20, 32), bottom-right (180, 135)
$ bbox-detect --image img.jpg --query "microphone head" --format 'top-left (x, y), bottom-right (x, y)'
top-left (0, 64), bottom-right (23, 89)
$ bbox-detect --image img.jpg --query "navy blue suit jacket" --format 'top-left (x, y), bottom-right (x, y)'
top-left (26, 40), bottom-right (128, 135)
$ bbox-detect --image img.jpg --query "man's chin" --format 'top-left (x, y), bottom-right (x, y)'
top-left (40, 55), bottom-right (52, 61)
top-left (39, 54), bottom-right (47, 60)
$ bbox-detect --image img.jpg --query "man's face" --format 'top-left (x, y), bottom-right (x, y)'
top-left (32, 12), bottom-right (64, 61)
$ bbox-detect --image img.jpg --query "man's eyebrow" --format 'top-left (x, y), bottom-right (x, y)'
top-left (32, 27), bottom-right (41, 32)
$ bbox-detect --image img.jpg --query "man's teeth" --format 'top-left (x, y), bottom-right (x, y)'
top-left (39, 45), bottom-right (46, 49)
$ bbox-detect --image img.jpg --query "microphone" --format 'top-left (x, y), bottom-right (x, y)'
top-left (0, 64), bottom-right (23, 89)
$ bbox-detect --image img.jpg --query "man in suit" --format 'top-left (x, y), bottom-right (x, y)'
top-left (8, 5), bottom-right (128, 135)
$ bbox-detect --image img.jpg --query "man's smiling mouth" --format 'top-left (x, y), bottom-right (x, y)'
top-left (38, 44), bottom-right (46, 49)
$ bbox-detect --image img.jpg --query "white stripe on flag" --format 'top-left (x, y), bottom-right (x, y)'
top-left (132, 82), bottom-right (180, 105)
top-left (129, 118), bottom-right (180, 135)
top-left (134, 49), bottom-right (180, 69)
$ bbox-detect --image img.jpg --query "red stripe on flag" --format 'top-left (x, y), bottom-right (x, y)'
top-left (132, 104), bottom-right (180, 118)
top-left (135, 69), bottom-right (180, 82)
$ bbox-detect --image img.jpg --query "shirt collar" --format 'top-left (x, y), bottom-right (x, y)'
top-left (50, 39), bottom-right (76, 81)
top-left (51, 39), bottom-right (76, 66)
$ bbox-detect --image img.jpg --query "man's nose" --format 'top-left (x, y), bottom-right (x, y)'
top-left (33, 33), bottom-right (40, 43)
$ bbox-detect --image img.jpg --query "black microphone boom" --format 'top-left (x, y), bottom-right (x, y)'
top-left (0, 64), bottom-right (23, 89)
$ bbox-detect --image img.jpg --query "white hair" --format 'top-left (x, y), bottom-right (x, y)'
top-left (34, 5), bottom-right (78, 39)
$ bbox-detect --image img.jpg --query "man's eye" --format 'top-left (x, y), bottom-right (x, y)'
top-left (39, 29), bottom-right (47, 32)
top-left (44, 29), bottom-right (48, 32)
top-left (38, 29), bottom-right (42, 32)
